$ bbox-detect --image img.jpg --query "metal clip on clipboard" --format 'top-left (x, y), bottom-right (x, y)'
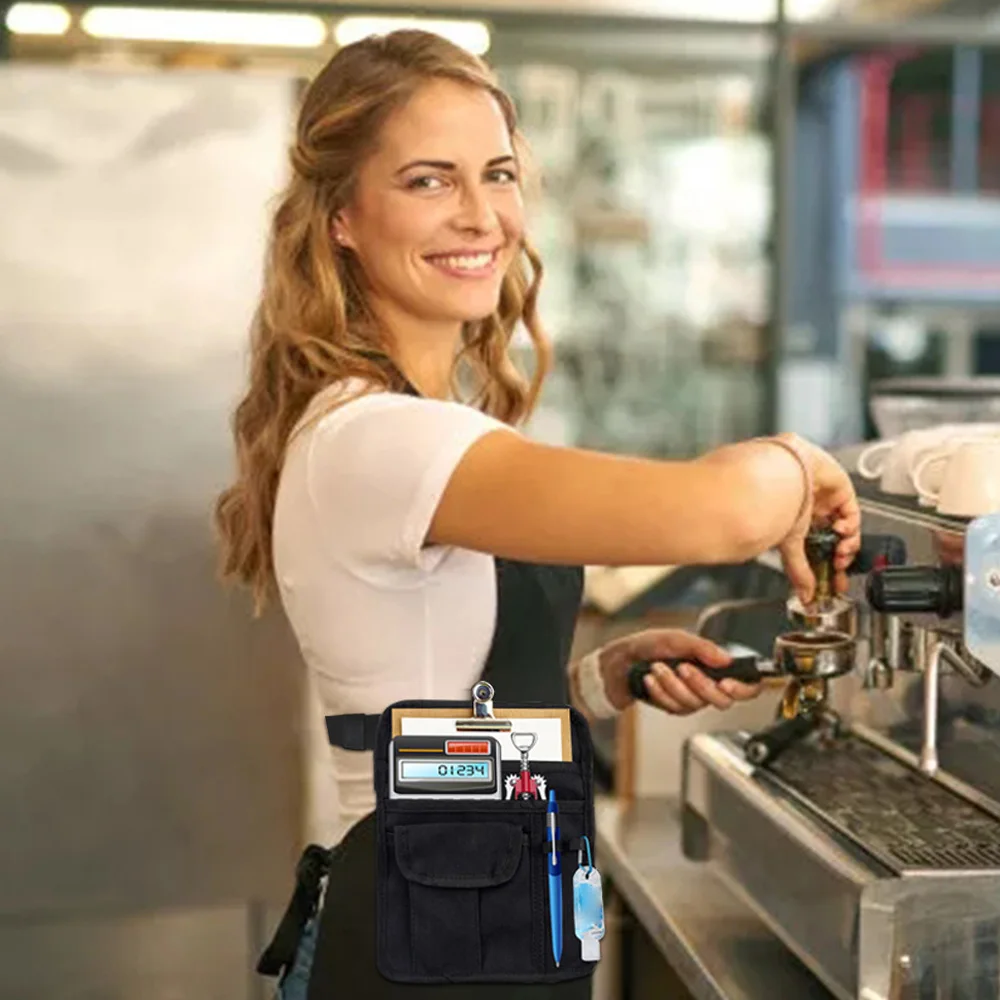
top-left (455, 681), bottom-right (513, 734)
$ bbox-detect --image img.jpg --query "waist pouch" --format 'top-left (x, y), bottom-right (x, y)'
top-left (260, 697), bottom-right (598, 987)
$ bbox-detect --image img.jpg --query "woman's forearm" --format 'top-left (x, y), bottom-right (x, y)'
top-left (694, 435), bottom-right (810, 560)
top-left (429, 431), bottom-right (810, 568)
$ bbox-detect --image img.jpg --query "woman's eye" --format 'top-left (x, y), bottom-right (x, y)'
top-left (487, 168), bottom-right (518, 185)
top-left (406, 175), bottom-right (445, 191)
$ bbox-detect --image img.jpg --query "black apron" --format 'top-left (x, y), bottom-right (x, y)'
top-left (305, 555), bottom-right (588, 999)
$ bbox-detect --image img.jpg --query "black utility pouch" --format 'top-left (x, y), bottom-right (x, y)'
top-left (368, 698), bottom-right (598, 985)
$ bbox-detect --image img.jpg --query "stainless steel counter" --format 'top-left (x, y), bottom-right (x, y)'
top-left (594, 795), bottom-right (834, 1000)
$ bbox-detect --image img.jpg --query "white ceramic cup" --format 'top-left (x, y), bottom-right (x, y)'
top-left (856, 426), bottom-right (960, 495)
top-left (913, 439), bottom-right (1000, 516)
top-left (909, 425), bottom-right (1000, 505)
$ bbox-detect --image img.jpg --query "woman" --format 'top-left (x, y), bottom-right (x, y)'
top-left (215, 29), bottom-right (860, 1000)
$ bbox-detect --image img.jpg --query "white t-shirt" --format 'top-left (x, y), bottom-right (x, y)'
top-left (272, 380), bottom-right (516, 847)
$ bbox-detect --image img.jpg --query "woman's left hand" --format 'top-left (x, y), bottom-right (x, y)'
top-left (598, 628), bottom-right (762, 715)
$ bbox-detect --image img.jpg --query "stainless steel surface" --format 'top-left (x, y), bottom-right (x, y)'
top-left (683, 732), bottom-right (874, 1000)
top-left (826, 474), bottom-right (1000, 793)
top-left (694, 489), bottom-right (1000, 1000)
top-left (940, 640), bottom-right (992, 688)
top-left (682, 729), bottom-right (1000, 1000)
top-left (786, 594), bottom-right (858, 638)
top-left (921, 638), bottom-right (942, 774)
top-left (1, 66), bottom-right (304, 993)
top-left (763, 731), bottom-right (1000, 872)
top-left (854, 721), bottom-right (1000, 830)
top-left (695, 597), bottom-right (786, 636)
top-left (594, 794), bottom-right (833, 1000)
top-left (863, 611), bottom-right (894, 689)
top-left (773, 630), bottom-right (857, 679)
top-left (885, 617), bottom-right (911, 674)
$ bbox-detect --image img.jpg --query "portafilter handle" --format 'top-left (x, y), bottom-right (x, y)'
top-left (627, 655), bottom-right (765, 701)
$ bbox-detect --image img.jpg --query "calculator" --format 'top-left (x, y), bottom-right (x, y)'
top-left (389, 735), bottom-right (503, 800)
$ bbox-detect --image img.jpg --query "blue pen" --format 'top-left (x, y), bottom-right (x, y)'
top-left (546, 789), bottom-right (563, 967)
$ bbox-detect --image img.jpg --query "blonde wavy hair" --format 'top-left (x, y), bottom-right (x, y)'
top-left (214, 30), bottom-right (551, 613)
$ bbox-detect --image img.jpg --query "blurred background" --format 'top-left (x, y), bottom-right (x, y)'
top-left (5, 0), bottom-right (1000, 996)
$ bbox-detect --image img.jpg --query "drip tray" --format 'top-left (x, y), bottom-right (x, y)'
top-left (761, 734), bottom-right (1000, 873)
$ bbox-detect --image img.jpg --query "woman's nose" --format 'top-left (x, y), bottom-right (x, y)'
top-left (454, 185), bottom-right (499, 234)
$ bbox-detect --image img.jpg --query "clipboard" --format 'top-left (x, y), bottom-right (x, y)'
top-left (391, 707), bottom-right (572, 762)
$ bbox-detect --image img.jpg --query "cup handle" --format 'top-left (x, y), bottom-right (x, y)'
top-left (912, 448), bottom-right (949, 505)
top-left (857, 441), bottom-right (893, 479)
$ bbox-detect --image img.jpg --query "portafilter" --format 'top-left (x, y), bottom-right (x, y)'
top-left (627, 527), bottom-right (861, 764)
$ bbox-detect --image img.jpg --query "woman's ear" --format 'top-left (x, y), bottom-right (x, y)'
top-left (332, 212), bottom-right (355, 250)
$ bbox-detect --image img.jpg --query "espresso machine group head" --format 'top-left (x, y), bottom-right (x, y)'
top-left (629, 527), bottom-right (861, 762)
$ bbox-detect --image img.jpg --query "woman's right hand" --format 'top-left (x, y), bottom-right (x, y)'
top-left (775, 433), bottom-right (861, 604)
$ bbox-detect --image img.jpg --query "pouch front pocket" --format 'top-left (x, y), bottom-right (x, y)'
top-left (389, 820), bottom-right (536, 978)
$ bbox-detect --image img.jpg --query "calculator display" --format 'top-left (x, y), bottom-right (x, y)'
top-left (399, 761), bottom-right (492, 781)
top-left (389, 735), bottom-right (502, 799)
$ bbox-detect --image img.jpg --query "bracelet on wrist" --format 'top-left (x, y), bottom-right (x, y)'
top-left (756, 434), bottom-right (814, 531)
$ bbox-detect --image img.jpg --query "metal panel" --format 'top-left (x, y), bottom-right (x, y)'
top-left (0, 64), bottom-right (304, 933)
top-left (0, 904), bottom-right (273, 1000)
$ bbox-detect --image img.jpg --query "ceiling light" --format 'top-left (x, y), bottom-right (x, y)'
top-left (647, 0), bottom-right (838, 20)
top-left (334, 17), bottom-right (490, 56)
top-left (80, 7), bottom-right (328, 48)
top-left (5, 3), bottom-right (71, 35)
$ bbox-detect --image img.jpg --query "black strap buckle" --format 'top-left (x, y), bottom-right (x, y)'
top-left (256, 844), bottom-right (334, 977)
top-left (325, 713), bottom-right (379, 751)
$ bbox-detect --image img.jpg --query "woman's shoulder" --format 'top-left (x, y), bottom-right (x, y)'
top-left (295, 377), bottom-right (399, 435)
top-left (295, 377), bottom-right (510, 444)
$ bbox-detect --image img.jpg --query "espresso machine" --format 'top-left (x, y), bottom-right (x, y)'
top-left (673, 483), bottom-right (1000, 1000)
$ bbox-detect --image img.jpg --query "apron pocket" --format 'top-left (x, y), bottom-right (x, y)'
top-left (390, 820), bottom-right (535, 978)
top-left (500, 760), bottom-right (586, 801)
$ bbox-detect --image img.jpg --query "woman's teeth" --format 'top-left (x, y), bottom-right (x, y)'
top-left (428, 252), bottom-right (496, 272)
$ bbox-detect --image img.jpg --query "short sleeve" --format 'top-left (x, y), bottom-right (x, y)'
top-left (305, 391), bottom-right (515, 577)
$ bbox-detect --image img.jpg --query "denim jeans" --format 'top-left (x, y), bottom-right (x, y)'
top-left (275, 914), bottom-right (319, 1000)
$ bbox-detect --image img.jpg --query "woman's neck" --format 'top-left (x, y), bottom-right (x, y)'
top-left (397, 350), bottom-right (455, 400)
top-left (373, 305), bottom-right (462, 400)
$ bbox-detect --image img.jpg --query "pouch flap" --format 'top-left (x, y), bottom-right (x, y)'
top-left (394, 822), bottom-right (523, 888)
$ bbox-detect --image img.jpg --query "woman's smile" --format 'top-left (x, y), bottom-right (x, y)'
top-left (422, 246), bottom-right (502, 279)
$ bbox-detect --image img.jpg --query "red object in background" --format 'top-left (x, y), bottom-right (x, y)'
top-left (979, 98), bottom-right (1000, 192)
top-left (856, 51), bottom-right (1000, 287)
top-left (898, 94), bottom-right (938, 190)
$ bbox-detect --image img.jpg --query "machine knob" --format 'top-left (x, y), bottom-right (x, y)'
top-left (865, 566), bottom-right (963, 617)
top-left (847, 534), bottom-right (908, 575)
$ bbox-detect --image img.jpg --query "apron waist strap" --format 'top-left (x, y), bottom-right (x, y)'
top-left (326, 713), bottom-right (379, 751)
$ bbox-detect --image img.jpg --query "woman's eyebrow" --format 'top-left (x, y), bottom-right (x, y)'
top-left (394, 154), bottom-right (515, 175)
